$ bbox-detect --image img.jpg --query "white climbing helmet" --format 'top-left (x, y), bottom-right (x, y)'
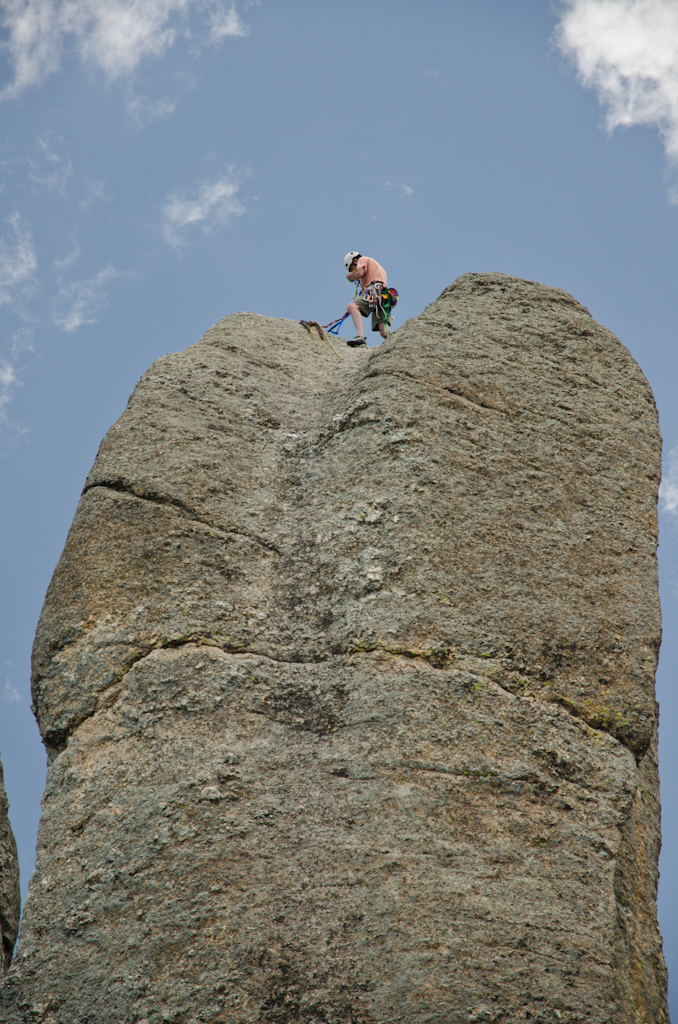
top-left (344, 251), bottom-right (361, 270)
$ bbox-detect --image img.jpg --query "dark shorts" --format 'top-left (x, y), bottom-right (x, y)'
top-left (354, 293), bottom-right (392, 332)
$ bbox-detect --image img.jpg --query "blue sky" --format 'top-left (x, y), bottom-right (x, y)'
top-left (1, 0), bottom-right (678, 1011)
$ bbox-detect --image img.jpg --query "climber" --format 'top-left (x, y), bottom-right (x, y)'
top-left (344, 252), bottom-right (392, 347)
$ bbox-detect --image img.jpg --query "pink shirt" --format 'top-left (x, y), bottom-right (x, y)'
top-left (355, 256), bottom-right (387, 289)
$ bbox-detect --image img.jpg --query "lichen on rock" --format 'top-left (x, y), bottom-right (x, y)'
top-left (1, 274), bottom-right (668, 1022)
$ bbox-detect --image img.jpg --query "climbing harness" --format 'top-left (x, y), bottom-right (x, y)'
top-left (366, 283), bottom-right (399, 318)
top-left (364, 283), bottom-right (399, 338)
top-left (299, 320), bottom-right (344, 360)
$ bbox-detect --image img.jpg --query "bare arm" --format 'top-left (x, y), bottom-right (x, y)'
top-left (346, 270), bottom-right (362, 282)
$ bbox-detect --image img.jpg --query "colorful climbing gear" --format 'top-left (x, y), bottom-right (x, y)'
top-left (322, 312), bottom-right (350, 335)
top-left (366, 284), bottom-right (399, 318)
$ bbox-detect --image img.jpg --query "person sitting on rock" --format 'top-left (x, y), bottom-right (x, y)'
top-left (344, 252), bottom-right (392, 347)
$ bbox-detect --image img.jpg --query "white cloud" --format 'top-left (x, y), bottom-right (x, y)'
top-left (556, 0), bottom-right (678, 163)
top-left (385, 181), bottom-right (414, 198)
top-left (0, 0), bottom-right (248, 99)
top-left (209, 1), bottom-right (247, 42)
top-left (0, 213), bottom-right (37, 305)
top-left (29, 131), bottom-right (72, 193)
top-left (82, 179), bottom-right (107, 207)
top-left (53, 242), bottom-right (80, 270)
top-left (2, 677), bottom-right (20, 703)
top-left (0, 360), bottom-right (19, 420)
top-left (127, 92), bottom-right (176, 127)
top-left (52, 264), bottom-right (120, 331)
top-left (0, 330), bottom-right (33, 428)
top-left (660, 443), bottom-right (678, 516)
top-left (162, 168), bottom-right (246, 247)
top-left (0, 132), bottom-right (72, 195)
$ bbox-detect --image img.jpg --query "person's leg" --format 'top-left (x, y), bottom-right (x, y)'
top-left (347, 302), bottom-right (365, 338)
top-left (374, 309), bottom-right (391, 340)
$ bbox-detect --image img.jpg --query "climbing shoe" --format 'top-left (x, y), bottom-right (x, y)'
top-left (347, 336), bottom-right (367, 347)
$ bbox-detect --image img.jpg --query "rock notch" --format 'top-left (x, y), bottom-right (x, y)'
top-left (0, 755), bottom-right (20, 981)
top-left (1, 274), bottom-right (668, 1023)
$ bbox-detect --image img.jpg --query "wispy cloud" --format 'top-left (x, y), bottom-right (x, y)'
top-left (0, 213), bottom-right (37, 305)
top-left (52, 264), bottom-right (120, 331)
top-left (660, 443), bottom-right (678, 517)
top-left (0, 326), bottom-right (33, 427)
top-left (0, 360), bottom-right (19, 421)
top-left (127, 92), bottom-right (176, 127)
top-left (0, 0), bottom-right (249, 100)
top-left (556, 1), bottom-right (678, 165)
top-left (0, 132), bottom-right (72, 196)
top-left (53, 242), bottom-right (80, 271)
top-left (2, 677), bottom-right (20, 703)
top-left (209, 1), bottom-right (248, 42)
top-left (162, 168), bottom-right (246, 247)
top-left (385, 181), bottom-right (414, 198)
top-left (82, 179), bottom-right (107, 207)
top-left (29, 131), bottom-right (72, 193)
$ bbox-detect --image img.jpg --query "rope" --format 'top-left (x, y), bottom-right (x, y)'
top-left (299, 320), bottom-right (344, 360)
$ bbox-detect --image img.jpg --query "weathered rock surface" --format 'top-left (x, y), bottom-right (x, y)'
top-left (1, 274), bottom-right (667, 1022)
top-left (0, 756), bottom-right (20, 979)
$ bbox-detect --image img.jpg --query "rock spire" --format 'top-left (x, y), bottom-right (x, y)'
top-left (1, 274), bottom-right (668, 1023)
top-left (0, 755), bottom-right (20, 982)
